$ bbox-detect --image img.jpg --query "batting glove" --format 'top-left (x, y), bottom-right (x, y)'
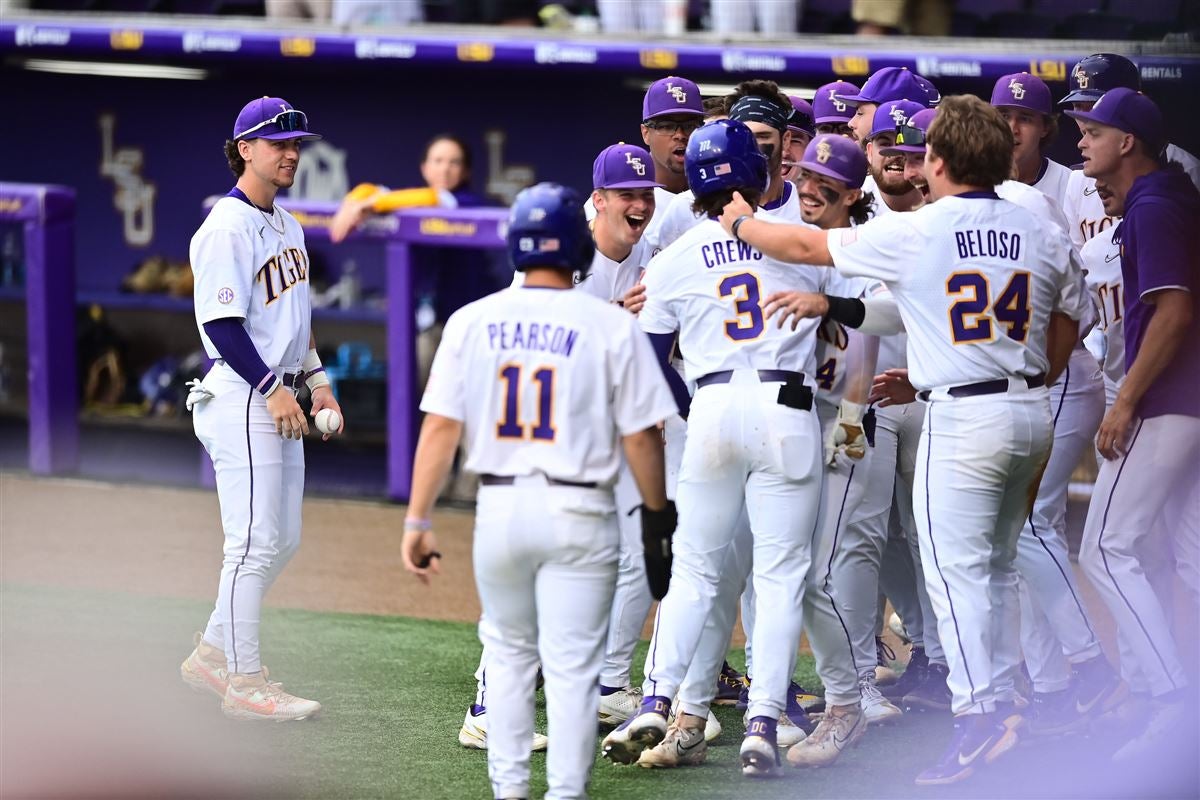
top-left (825, 400), bottom-right (868, 466)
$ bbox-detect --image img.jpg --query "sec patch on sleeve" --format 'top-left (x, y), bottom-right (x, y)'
top-left (217, 287), bottom-right (235, 304)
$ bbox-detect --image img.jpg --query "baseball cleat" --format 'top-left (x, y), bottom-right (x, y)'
top-left (740, 716), bottom-right (782, 777)
top-left (874, 637), bottom-right (899, 686)
top-left (598, 686), bottom-right (643, 727)
top-left (792, 681), bottom-right (825, 713)
top-left (1071, 654), bottom-right (1123, 717)
top-left (787, 703), bottom-right (866, 768)
top-left (744, 708), bottom-right (808, 747)
top-left (713, 662), bottom-right (746, 705)
top-left (859, 677), bottom-right (903, 724)
top-left (222, 672), bottom-right (321, 722)
top-left (180, 632), bottom-right (228, 699)
top-left (669, 699), bottom-right (723, 743)
top-left (888, 611), bottom-right (911, 644)
top-left (1027, 690), bottom-right (1080, 737)
top-left (882, 646), bottom-right (928, 701)
top-left (903, 661), bottom-right (952, 712)
top-left (914, 712), bottom-right (1018, 786)
top-left (637, 715), bottom-right (708, 768)
top-left (459, 705), bottom-right (548, 752)
top-left (601, 696), bottom-right (669, 764)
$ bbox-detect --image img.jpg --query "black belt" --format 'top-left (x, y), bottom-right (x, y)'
top-left (918, 374), bottom-right (1045, 402)
top-left (696, 369), bottom-right (804, 388)
top-left (480, 474), bottom-right (598, 489)
top-left (281, 372), bottom-right (305, 390)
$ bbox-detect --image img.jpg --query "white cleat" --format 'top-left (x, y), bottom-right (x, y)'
top-left (599, 686), bottom-right (643, 727)
top-left (180, 632), bottom-right (228, 700)
top-left (602, 708), bottom-right (668, 765)
top-left (637, 717), bottom-right (708, 768)
top-left (787, 703), bottom-right (866, 768)
top-left (744, 709), bottom-right (807, 747)
top-left (458, 706), bottom-right (548, 752)
top-left (669, 698), bottom-right (723, 744)
top-left (859, 678), bottom-right (903, 724)
top-left (222, 672), bottom-right (321, 722)
top-left (740, 732), bottom-right (782, 778)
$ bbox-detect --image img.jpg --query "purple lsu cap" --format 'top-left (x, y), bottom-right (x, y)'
top-left (593, 143), bottom-right (661, 190)
top-left (990, 72), bottom-right (1052, 116)
top-left (788, 96), bottom-right (815, 135)
top-left (813, 81), bottom-right (859, 124)
top-left (1065, 87), bottom-right (1166, 154)
top-left (881, 108), bottom-right (937, 155)
top-left (869, 99), bottom-right (926, 141)
top-left (232, 96), bottom-right (321, 141)
top-left (914, 75), bottom-right (941, 108)
top-left (643, 77), bottom-right (704, 121)
top-left (799, 134), bottom-right (868, 188)
top-left (839, 67), bottom-right (926, 107)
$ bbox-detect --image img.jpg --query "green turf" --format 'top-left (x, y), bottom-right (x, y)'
top-left (1, 584), bottom-right (1191, 799)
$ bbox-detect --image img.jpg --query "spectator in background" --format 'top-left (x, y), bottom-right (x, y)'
top-left (710, 0), bottom-right (799, 34)
top-left (333, 0), bottom-right (423, 25)
top-left (853, 0), bottom-right (952, 36)
top-left (265, 0), bottom-right (330, 21)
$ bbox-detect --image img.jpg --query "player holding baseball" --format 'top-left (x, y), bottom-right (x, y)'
top-left (180, 97), bottom-right (343, 720)
top-left (721, 95), bottom-right (1091, 784)
top-left (402, 183), bottom-right (677, 800)
top-left (1069, 88), bottom-right (1200, 762)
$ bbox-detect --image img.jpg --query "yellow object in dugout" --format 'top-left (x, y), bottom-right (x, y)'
top-left (345, 183), bottom-right (444, 213)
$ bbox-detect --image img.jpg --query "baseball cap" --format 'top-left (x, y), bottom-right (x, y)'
top-left (869, 99), bottom-right (926, 141)
top-left (643, 77), bottom-right (704, 121)
top-left (990, 72), bottom-right (1052, 116)
top-left (233, 96), bottom-right (321, 142)
top-left (881, 108), bottom-right (937, 155)
top-left (788, 96), bottom-right (815, 136)
top-left (839, 67), bottom-right (926, 107)
top-left (813, 81), bottom-right (859, 124)
top-left (592, 143), bottom-right (661, 190)
top-left (1060, 53), bottom-right (1141, 106)
top-left (914, 75), bottom-right (941, 108)
top-left (798, 134), bottom-right (868, 189)
top-left (1065, 87), bottom-right (1165, 153)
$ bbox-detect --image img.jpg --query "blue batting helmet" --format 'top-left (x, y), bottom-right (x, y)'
top-left (1060, 53), bottom-right (1141, 106)
top-left (685, 119), bottom-right (769, 200)
top-left (506, 182), bottom-right (594, 275)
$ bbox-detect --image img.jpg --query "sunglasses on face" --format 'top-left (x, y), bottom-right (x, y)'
top-left (235, 109), bottom-right (309, 140)
top-left (894, 122), bottom-right (926, 148)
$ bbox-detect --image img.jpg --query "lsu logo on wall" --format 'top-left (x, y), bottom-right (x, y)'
top-left (831, 56), bottom-right (869, 76)
top-left (639, 49), bottom-right (678, 70)
top-left (1029, 60), bottom-right (1066, 81)
top-left (280, 37), bottom-right (315, 57)
top-left (457, 43), bottom-right (494, 62)
top-left (99, 112), bottom-right (155, 248)
top-left (109, 30), bottom-right (143, 51)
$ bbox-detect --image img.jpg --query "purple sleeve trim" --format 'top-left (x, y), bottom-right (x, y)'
top-left (647, 332), bottom-right (691, 419)
top-left (305, 366), bottom-right (326, 380)
top-left (203, 318), bottom-right (278, 396)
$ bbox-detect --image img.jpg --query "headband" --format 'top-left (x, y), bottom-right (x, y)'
top-left (729, 95), bottom-right (792, 133)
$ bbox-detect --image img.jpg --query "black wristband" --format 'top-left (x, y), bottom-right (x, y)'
top-left (731, 214), bottom-right (753, 242)
top-left (825, 295), bottom-right (867, 328)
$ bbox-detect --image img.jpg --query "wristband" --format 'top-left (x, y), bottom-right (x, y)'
top-left (824, 295), bottom-right (867, 328)
top-left (303, 348), bottom-right (331, 392)
top-left (404, 518), bottom-right (432, 532)
top-left (731, 214), bottom-right (753, 242)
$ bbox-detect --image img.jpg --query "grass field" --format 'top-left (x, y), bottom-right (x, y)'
top-left (2, 583), bottom-right (1195, 799)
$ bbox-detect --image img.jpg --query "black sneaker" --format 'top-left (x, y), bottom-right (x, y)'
top-left (883, 646), bottom-right (928, 701)
top-left (914, 711), bottom-right (1018, 785)
top-left (1071, 655), bottom-right (1122, 717)
top-left (903, 661), bottom-right (952, 712)
top-left (1028, 689), bottom-right (1083, 737)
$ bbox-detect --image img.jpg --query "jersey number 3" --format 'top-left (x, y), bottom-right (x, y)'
top-left (946, 271), bottom-right (1031, 344)
top-left (496, 364), bottom-right (557, 441)
top-left (719, 273), bottom-right (764, 341)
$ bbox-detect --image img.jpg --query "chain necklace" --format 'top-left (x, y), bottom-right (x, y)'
top-left (258, 203), bottom-right (286, 237)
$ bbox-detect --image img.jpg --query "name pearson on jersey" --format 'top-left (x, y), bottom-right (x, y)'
top-left (487, 320), bottom-right (580, 357)
top-left (954, 228), bottom-right (1022, 262)
top-left (702, 239), bottom-right (764, 269)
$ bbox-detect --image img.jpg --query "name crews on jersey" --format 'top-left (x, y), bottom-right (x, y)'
top-left (402, 183), bottom-right (678, 800)
top-left (180, 97), bottom-right (344, 721)
top-left (720, 95), bottom-right (1092, 786)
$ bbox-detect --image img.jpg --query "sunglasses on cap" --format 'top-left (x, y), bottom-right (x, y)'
top-left (235, 109), bottom-right (309, 140)
top-left (894, 122), bottom-right (926, 147)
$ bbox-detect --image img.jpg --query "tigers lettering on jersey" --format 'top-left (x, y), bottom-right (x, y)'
top-left (257, 247), bottom-right (309, 305)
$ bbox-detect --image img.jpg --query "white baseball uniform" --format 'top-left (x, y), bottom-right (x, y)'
top-left (827, 191), bottom-right (1092, 715)
top-left (640, 216), bottom-right (825, 723)
top-left (190, 195), bottom-right (312, 676)
top-left (422, 284), bottom-right (675, 800)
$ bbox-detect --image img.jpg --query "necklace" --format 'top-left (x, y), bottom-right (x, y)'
top-left (258, 204), bottom-right (286, 236)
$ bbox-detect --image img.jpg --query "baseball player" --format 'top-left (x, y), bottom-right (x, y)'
top-left (990, 73), bottom-right (1073, 200)
top-left (780, 95), bottom-right (815, 184)
top-left (602, 119), bottom-right (826, 778)
top-left (813, 80), bottom-right (859, 138)
top-left (402, 182), bottom-right (678, 800)
top-left (838, 67), bottom-right (932, 146)
top-left (1069, 89), bottom-right (1200, 762)
top-left (179, 96), bottom-right (342, 720)
top-left (721, 94), bottom-right (1092, 784)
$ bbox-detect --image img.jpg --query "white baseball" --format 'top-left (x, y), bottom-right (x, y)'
top-left (314, 408), bottom-right (341, 435)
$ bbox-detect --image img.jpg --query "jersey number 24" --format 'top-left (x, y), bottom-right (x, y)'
top-left (946, 270), bottom-right (1031, 344)
top-left (496, 363), bottom-right (557, 441)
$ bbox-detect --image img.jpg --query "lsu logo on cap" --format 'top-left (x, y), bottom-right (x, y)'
top-left (1008, 78), bottom-right (1026, 100)
top-left (829, 89), bottom-right (846, 113)
top-left (889, 106), bottom-right (909, 125)
top-left (1073, 65), bottom-right (1089, 89)
top-left (667, 82), bottom-right (687, 103)
top-left (625, 151), bottom-right (646, 176)
top-left (816, 139), bottom-right (832, 164)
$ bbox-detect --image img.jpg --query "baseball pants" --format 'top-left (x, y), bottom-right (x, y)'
top-left (914, 386), bottom-right (1053, 716)
top-left (474, 478), bottom-right (618, 800)
top-left (1080, 414), bottom-right (1200, 699)
top-left (193, 362), bottom-right (304, 676)
top-left (643, 371), bottom-right (822, 722)
top-left (600, 461), bottom-right (655, 689)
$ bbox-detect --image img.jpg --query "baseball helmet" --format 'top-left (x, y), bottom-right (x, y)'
top-left (1060, 53), bottom-right (1141, 105)
top-left (685, 119), bottom-right (769, 199)
top-left (506, 183), bottom-right (594, 275)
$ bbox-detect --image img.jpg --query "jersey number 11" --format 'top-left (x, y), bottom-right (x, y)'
top-left (496, 364), bottom-right (557, 442)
